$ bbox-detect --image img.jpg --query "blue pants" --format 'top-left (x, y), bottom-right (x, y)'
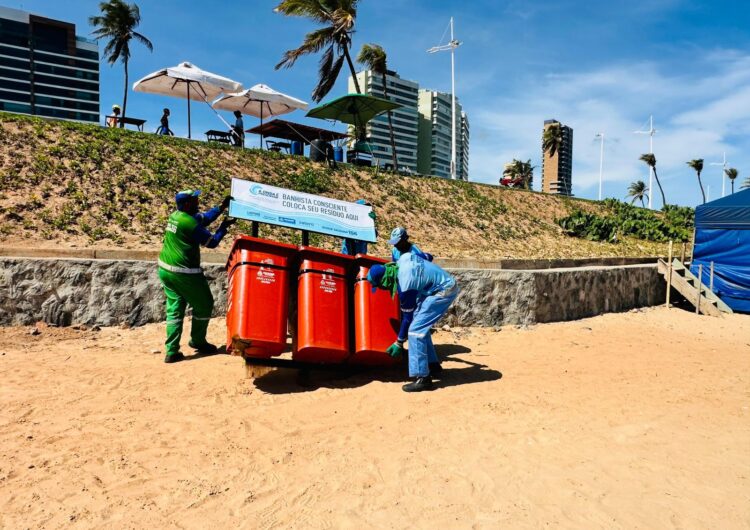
top-left (407, 285), bottom-right (459, 377)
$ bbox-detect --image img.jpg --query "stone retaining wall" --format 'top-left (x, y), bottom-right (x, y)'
top-left (0, 257), bottom-right (664, 328)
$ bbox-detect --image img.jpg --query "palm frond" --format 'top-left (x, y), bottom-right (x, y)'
top-left (312, 52), bottom-right (344, 102)
top-left (686, 159), bottom-right (703, 172)
top-left (132, 31), bottom-right (153, 51)
top-left (639, 153), bottom-right (656, 167)
top-left (357, 43), bottom-right (386, 73)
top-left (274, 0), bottom-right (331, 24)
top-left (275, 26), bottom-right (334, 69)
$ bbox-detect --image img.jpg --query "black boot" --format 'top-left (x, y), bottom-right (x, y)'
top-left (164, 352), bottom-right (185, 364)
top-left (402, 376), bottom-right (434, 392)
top-left (189, 341), bottom-right (218, 354)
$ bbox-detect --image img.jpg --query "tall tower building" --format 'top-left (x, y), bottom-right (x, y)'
top-left (349, 70), bottom-right (419, 172)
top-left (541, 119), bottom-right (573, 195)
top-left (417, 89), bottom-right (469, 180)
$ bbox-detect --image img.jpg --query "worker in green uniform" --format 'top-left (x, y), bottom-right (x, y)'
top-left (158, 190), bottom-right (235, 363)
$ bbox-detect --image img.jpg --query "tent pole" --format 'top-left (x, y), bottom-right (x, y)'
top-left (187, 82), bottom-right (192, 139)
top-left (260, 104), bottom-right (263, 149)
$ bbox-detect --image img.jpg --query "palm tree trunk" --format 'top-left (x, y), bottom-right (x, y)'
top-left (343, 46), bottom-right (362, 94)
top-left (121, 59), bottom-right (128, 128)
top-left (381, 72), bottom-right (398, 171)
top-left (652, 167), bottom-right (667, 207)
top-left (732, 180), bottom-right (735, 194)
top-left (697, 171), bottom-right (706, 204)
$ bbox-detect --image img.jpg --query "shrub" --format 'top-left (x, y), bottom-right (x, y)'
top-left (557, 199), bottom-right (693, 243)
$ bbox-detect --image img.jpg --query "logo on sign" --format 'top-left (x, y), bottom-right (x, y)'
top-left (279, 216), bottom-right (296, 225)
top-left (250, 184), bottom-right (279, 199)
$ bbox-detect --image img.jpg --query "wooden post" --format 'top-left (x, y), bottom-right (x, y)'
top-left (695, 263), bottom-right (703, 314)
top-left (251, 221), bottom-right (259, 238)
top-left (666, 241), bottom-right (673, 308)
top-left (680, 242), bottom-right (686, 264)
top-left (302, 231), bottom-right (309, 246)
top-left (709, 261), bottom-right (714, 293)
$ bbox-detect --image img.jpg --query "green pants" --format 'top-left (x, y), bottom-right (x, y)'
top-left (158, 268), bottom-right (214, 355)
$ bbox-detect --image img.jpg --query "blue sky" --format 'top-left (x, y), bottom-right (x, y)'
top-left (14, 0), bottom-right (750, 206)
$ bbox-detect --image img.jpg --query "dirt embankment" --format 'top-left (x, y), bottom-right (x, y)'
top-left (0, 113), bottom-right (668, 259)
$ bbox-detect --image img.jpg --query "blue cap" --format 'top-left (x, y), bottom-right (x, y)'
top-left (175, 189), bottom-right (201, 204)
top-left (366, 264), bottom-right (386, 293)
top-left (387, 227), bottom-right (407, 245)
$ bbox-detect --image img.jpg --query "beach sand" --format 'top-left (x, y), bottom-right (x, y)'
top-left (1, 307), bottom-right (748, 529)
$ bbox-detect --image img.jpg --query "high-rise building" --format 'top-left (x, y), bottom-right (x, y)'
top-left (541, 119), bottom-right (573, 195)
top-left (349, 70), bottom-right (419, 172)
top-left (0, 6), bottom-right (100, 123)
top-left (417, 89), bottom-right (469, 180)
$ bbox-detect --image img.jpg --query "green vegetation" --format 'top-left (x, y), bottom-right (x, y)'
top-left (557, 199), bottom-right (693, 243)
top-left (0, 112), bottom-right (678, 259)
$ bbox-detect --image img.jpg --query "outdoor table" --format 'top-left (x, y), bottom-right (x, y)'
top-left (266, 140), bottom-right (291, 153)
top-left (206, 130), bottom-right (232, 144)
top-left (106, 116), bottom-right (146, 132)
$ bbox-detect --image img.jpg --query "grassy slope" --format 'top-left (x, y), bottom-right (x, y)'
top-left (0, 113), bottom-right (667, 259)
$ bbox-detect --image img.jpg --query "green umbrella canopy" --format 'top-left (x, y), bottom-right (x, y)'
top-left (306, 94), bottom-right (401, 129)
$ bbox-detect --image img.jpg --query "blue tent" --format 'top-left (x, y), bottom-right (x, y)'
top-left (691, 188), bottom-right (750, 312)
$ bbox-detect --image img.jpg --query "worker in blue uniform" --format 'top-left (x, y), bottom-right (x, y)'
top-left (388, 226), bottom-right (433, 262)
top-left (367, 252), bottom-right (459, 392)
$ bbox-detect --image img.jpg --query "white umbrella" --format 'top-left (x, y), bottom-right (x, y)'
top-left (132, 61), bottom-right (243, 138)
top-left (212, 83), bottom-right (308, 147)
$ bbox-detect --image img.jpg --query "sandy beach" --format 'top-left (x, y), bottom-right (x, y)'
top-left (1, 306), bottom-right (748, 529)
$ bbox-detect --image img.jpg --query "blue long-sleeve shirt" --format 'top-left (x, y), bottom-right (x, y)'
top-left (391, 242), bottom-right (433, 262)
top-left (190, 207), bottom-right (228, 248)
top-left (395, 252), bottom-right (455, 342)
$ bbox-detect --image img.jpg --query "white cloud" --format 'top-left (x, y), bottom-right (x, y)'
top-left (468, 49), bottom-right (750, 206)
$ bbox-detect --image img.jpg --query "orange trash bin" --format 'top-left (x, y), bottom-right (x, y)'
top-left (351, 254), bottom-right (401, 365)
top-left (226, 236), bottom-right (298, 358)
top-left (294, 247), bottom-right (354, 363)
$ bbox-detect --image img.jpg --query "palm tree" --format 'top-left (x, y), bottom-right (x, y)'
top-left (89, 0), bottom-right (152, 128)
top-left (542, 122), bottom-right (571, 195)
top-left (274, 0), bottom-right (362, 102)
top-left (542, 122), bottom-right (563, 157)
top-left (627, 180), bottom-right (649, 207)
top-left (741, 177), bottom-right (750, 190)
top-left (639, 153), bottom-right (667, 207)
top-left (686, 159), bottom-right (706, 204)
top-left (501, 159), bottom-right (535, 190)
top-left (357, 44), bottom-right (397, 170)
top-left (725, 167), bottom-right (739, 194)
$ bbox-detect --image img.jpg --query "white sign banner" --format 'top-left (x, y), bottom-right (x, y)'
top-left (228, 178), bottom-right (377, 243)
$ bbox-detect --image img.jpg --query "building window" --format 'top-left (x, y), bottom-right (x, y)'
top-left (0, 101), bottom-right (32, 113)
